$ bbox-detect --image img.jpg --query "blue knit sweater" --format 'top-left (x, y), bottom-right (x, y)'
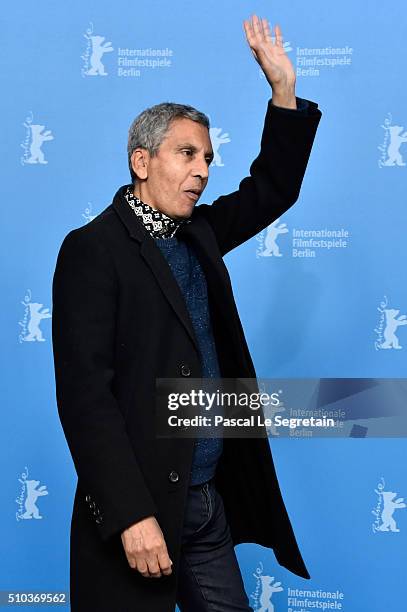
top-left (155, 235), bottom-right (223, 485)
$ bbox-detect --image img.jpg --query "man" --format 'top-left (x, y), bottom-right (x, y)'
top-left (52, 14), bottom-right (322, 612)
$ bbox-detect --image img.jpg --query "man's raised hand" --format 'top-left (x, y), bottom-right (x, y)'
top-left (243, 14), bottom-right (296, 108)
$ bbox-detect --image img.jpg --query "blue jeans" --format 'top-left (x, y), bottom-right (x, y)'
top-left (176, 477), bottom-right (253, 611)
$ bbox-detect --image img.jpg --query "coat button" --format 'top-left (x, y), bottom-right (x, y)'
top-left (168, 470), bottom-right (179, 483)
top-left (85, 494), bottom-right (91, 503)
top-left (180, 363), bottom-right (191, 377)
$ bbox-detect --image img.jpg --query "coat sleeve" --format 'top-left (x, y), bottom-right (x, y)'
top-left (51, 227), bottom-right (158, 542)
top-left (194, 96), bottom-right (322, 256)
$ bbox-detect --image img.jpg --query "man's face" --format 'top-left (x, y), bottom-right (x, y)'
top-left (131, 117), bottom-right (214, 220)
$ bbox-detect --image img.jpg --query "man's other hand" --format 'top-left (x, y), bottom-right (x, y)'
top-left (121, 516), bottom-right (173, 578)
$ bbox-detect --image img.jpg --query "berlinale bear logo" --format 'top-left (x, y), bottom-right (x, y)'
top-left (82, 23), bottom-right (114, 77)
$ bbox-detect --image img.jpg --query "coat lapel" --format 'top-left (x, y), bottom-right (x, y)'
top-left (139, 237), bottom-right (201, 355)
top-left (112, 185), bottom-right (205, 356)
top-left (111, 185), bottom-right (237, 358)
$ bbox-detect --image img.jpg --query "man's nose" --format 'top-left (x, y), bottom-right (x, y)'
top-left (192, 157), bottom-right (210, 180)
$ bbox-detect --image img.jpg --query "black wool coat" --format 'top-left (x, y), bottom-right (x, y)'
top-left (51, 96), bottom-right (322, 612)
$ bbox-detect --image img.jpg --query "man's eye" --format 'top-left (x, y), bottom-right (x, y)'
top-left (182, 150), bottom-right (193, 156)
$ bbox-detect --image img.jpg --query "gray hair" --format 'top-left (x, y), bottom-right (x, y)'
top-left (127, 102), bottom-right (210, 183)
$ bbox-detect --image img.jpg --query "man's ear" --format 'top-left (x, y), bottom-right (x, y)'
top-left (130, 148), bottom-right (149, 181)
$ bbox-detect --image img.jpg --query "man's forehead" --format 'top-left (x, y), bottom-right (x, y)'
top-left (166, 117), bottom-right (211, 144)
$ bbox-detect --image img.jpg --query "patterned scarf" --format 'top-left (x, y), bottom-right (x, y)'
top-left (124, 185), bottom-right (191, 239)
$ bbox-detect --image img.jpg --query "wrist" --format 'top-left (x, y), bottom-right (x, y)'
top-left (271, 91), bottom-right (297, 109)
top-left (271, 87), bottom-right (297, 109)
top-left (271, 79), bottom-right (296, 109)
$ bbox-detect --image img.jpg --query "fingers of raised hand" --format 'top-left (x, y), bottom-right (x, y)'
top-left (252, 13), bottom-right (264, 38)
top-left (261, 18), bottom-right (273, 44)
top-left (243, 14), bottom-right (265, 46)
top-left (274, 23), bottom-right (284, 48)
top-left (243, 14), bottom-right (283, 52)
top-left (243, 15), bottom-right (284, 60)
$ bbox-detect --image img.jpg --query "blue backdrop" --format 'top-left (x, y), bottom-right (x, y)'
top-left (1, 1), bottom-right (406, 610)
